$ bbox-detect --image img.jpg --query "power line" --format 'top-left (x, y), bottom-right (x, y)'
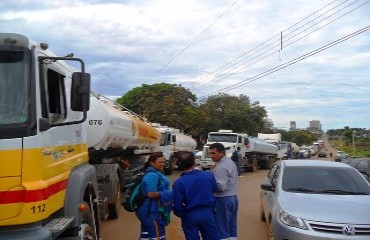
top-left (191, 0), bottom-right (368, 92)
top-left (198, 26), bottom-right (370, 99)
top-left (144, 0), bottom-right (241, 83)
top-left (191, 0), bottom-right (346, 90)
top-left (191, 0), bottom-right (367, 91)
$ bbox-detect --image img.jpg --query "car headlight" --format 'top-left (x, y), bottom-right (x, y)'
top-left (279, 209), bottom-right (307, 230)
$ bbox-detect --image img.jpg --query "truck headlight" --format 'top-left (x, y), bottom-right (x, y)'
top-left (279, 209), bottom-right (307, 230)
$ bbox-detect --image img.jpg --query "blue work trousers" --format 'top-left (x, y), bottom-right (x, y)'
top-left (136, 206), bottom-right (166, 240)
top-left (214, 196), bottom-right (238, 240)
top-left (181, 207), bottom-right (220, 240)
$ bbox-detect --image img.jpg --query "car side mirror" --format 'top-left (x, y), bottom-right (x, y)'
top-left (261, 182), bottom-right (275, 192)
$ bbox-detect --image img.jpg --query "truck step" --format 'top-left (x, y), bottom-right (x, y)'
top-left (45, 217), bottom-right (74, 237)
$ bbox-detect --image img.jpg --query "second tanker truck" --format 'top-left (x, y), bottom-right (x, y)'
top-left (199, 130), bottom-right (278, 171)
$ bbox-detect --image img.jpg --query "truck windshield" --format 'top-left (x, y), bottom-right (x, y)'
top-left (279, 142), bottom-right (289, 150)
top-left (208, 134), bottom-right (237, 143)
top-left (0, 50), bottom-right (29, 125)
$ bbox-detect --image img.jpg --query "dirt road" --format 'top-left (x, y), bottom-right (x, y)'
top-left (100, 169), bottom-right (268, 240)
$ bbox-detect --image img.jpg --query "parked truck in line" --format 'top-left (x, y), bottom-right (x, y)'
top-left (199, 130), bottom-right (278, 171)
top-left (151, 123), bottom-right (197, 174)
top-left (257, 133), bottom-right (281, 143)
top-left (0, 33), bottom-right (164, 240)
top-left (257, 133), bottom-right (299, 159)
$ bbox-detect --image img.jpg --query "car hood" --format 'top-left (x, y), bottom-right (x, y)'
top-left (279, 192), bottom-right (370, 224)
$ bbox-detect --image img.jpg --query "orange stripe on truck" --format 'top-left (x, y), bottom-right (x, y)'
top-left (0, 179), bottom-right (68, 204)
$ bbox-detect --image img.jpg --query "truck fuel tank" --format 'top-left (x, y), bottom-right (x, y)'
top-left (85, 94), bottom-right (161, 150)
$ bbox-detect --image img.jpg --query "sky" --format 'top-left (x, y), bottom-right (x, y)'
top-left (1, 0), bottom-right (369, 132)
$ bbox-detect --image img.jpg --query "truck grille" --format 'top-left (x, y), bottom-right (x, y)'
top-left (307, 221), bottom-right (370, 235)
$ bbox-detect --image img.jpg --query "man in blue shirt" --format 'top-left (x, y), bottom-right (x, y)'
top-left (172, 152), bottom-right (220, 240)
top-left (209, 143), bottom-right (239, 240)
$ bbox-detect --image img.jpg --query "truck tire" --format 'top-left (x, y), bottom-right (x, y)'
top-left (107, 179), bottom-right (121, 219)
top-left (259, 159), bottom-right (270, 170)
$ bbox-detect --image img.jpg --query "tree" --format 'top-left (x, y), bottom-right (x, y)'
top-left (116, 83), bottom-right (196, 133)
top-left (116, 84), bottom-right (270, 140)
top-left (197, 94), bottom-right (267, 136)
top-left (277, 129), bottom-right (318, 146)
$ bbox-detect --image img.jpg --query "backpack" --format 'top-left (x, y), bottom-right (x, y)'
top-left (122, 172), bottom-right (147, 212)
top-left (231, 150), bottom-right (239, 162)
top-left (122, 170), bottom-right (162, 212)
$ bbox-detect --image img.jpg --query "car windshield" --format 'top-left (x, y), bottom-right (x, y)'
top-left (282, 166), bottom-right (370, 195)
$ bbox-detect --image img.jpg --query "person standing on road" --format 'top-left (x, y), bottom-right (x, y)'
top-left (136, 152), bottom-right (172, 240)
top-left (172, 152), bottom-right (220, 240)
top-left (231, 147), bottom-right (243, 177)
top-left (119, 156), bottom-right (130, 170)
top-left (209, 143), bottom-right (239, 240)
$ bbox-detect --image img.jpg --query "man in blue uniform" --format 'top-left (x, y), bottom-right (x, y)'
top-left (209, 143), bottom-right (239, 240)
top-left (172, 152), bottom-right (220, 240)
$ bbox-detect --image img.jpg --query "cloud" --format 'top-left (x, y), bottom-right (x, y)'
top-left (1, 0), bottom-right (369, 131)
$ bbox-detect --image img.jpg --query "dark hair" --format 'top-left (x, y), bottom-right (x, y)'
top-left (144, 152), bottom-right (164, 170)
top-left (177, 152), bottom-right (195, 170)
top-left (209, 142), bottom-right (225, 154)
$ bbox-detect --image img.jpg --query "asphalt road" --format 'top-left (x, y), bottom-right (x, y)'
top-left (100, 168), bottom-right (269, 240)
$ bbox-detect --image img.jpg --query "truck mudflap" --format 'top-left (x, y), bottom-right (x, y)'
top-left (0, 223), bottom-right (52, 240)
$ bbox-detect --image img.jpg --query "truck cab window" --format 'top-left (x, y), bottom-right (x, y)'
top-left (43, 69), bottom-right (66, 123)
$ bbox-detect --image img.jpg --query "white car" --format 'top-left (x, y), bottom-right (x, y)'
top-left (260, 160), bottom-right (370, 240)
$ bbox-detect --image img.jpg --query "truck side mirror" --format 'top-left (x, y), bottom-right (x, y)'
top-left (71, 72), bottom-right (90, 111)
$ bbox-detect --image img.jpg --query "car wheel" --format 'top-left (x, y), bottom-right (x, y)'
top-left (260, 204), bottom-right (266, 222)
top-left (267, 219), bottom-right (274, 240)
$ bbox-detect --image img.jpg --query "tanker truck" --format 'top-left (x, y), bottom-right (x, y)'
top-left (151, 124), bottom-right (197, 174)
top-left (258, 133), bottom-right (299, 159)
top-left (244, 136), bottom-right (279, 170)
top-left (0, 33), bottom-right (161, 240)
top-left (86, 92), bottom-right (161, 219)
top-left (200, 130), bottom-right (278, 171)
